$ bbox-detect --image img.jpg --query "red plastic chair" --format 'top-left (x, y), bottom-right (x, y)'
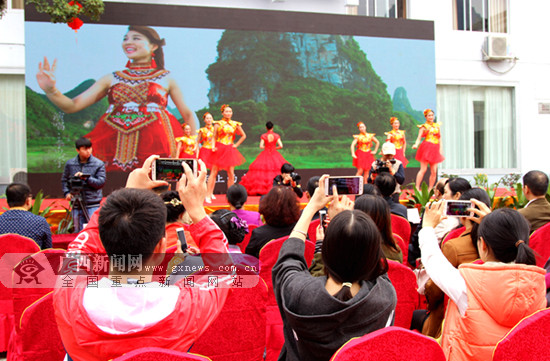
top-left (307, 218), bottom-right (321, 244)
top-left (441, 226), bottom-right (465, 246)
top-left (114, 347), bottom-right (212, 360)
top-left (386, 260), bottom-right (418, 329)
top-left (391, 215), bottom-right (411, 263)
top-left (493, 308), bottom-right (550, 361)
top-left (192, 267), bottom-right (268, 361)
top-left (7, 292), bottom-right (65, 361)
top-left (528, 222), bottom-right (550, 267)
top-left (259, 236), bottom-right (315, 361)
top-left (0, 234), bottom-right (40, 352)
top-left (239, 224), bottom-right (258, 253)
top-left (329, 326), bottom-right (445, 361)
top-left (51, 233), bottom-right (78, 250)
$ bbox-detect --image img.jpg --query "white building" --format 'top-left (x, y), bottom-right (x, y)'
top-left (1, 0), bottom-right (549, 190)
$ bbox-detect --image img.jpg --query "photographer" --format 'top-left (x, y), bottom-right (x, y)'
top-left (367, 142), bottom-right (404, 201)
top-left (273, 163), bottom-right (303, 198)
top-left (62, 137), bottom-right (106, 232)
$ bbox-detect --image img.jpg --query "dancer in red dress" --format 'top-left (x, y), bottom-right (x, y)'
top-left (351, 122), bottom-right (380, 183)
top-left (36, 26), bottom-right (195, 171)
top-left (197, 112), bottom-right (216, 200)
top-left (385, 117), bottom-right (408, 167)
top-left (207, 104), bottom-right (246, 202)
top-left (239, 121), bottom-right (287, 195)
top-left (175, 124), bottom-right (198, 158)
top-left (412, 109), bottom-right (445, 189)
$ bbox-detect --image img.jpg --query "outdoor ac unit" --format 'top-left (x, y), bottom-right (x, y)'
top-left (484, 35), bottom-right (510, 60)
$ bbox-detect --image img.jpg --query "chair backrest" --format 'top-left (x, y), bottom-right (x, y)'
top-left (393, 234), bottom-right (407, 265)
top-left (391, 215), bottom-right (411, 263)
top-left (528, 222), bottom-right (550, 267)
top-left (329, 326), bottom-right (445, 361)
top-left (307, 219), bottom-right (321, 244)
top-left (493, 308), bottom-right (550, 361)
top-left (114, 347), bottom-right (212, 361)
top-left (12, 292), bottom-right (65, 361)
top-left (441, 226), bottom-right (466, 246)
top-left (386, 260), bottom-right (418, 329)
top-left (51, 233), bottom-right (78, 250)
top-left (239, 224), bottom-right (259, 253)
top-left (192, 267), bottom-right (268, 361)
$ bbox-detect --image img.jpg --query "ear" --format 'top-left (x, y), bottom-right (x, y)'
top-left (478, 236), bottom-right (488, 253)
top-left (154, 236), bottom-right (167, 254)
top-left (25, 197), bottom-right (33, 210)
top-left (454, 192), bottom-right (462, 200)
top-left (150, 44), bottom-right (159, 54)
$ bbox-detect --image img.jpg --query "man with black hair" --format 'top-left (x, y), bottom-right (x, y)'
top-left (374, 173), bottom-right (408, 220)
top-left (273, 162), bottom-right (303, 198)
top-left (61, 137), bottom-right (106, 232)
top-left (518, 170), bottom-right (550, 233)
top-left (0, 183), bottom-right (52, 249)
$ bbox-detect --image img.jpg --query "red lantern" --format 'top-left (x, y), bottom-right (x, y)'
top-left (67, 1), bottom-right (83, 31)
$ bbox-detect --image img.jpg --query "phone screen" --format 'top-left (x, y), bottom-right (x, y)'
top-left (446, 201), bottom-right (472, 217)
top-left (154, 158), bottom-right (196, 182)
top-left (176, 227), bottom-right (188, 253)
top-left (326, 177), bottom-right (363, 196)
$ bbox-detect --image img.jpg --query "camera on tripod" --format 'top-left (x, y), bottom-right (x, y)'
top-left (68, 174), bottom-right (90, 195)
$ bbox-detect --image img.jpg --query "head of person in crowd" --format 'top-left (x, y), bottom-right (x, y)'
top-left (354, 194), bottom-right (400, 255)
top-left (161, 191), bottom-right (186, 224)
top-left (281, 163), bottom-right (295, 177)
top-left (6, 183), bottom-right (33, 209)
top-left (459, 187), bottom-right (491, 252)
top-left (227, 184), bottom-right (248, 210)
top-left (522, 170), bottom-right (549, 200)
top-left (374, 172), bottom-right (397, 198)
top-left (210, 209), bottom-right (248, 246)
top-left (266, 121), bottom-right (274, 131)
top-left (259, 186), bottom-right (300, 227)
top-left (305, 176), bottom-right (320, 200)
top-left (444, 177), bottom-right (472, 201)
top-left (380, 142), bottom-right (396, 162)
top-left (99, 188), bottom-right (167, 270)
top-left (322, 210), bottom-right (388, 301)
top-left (362, 183), bottom-right (381, 197)
top-left (478, 208), bottom-right (536, 265)
top-left (75, 136), bottom-right (93, 162)
top-left (433, 178), bottom-right (448, 200)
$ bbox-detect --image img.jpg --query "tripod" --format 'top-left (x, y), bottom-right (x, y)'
top-left (70, 188), bottom-right (90, 228)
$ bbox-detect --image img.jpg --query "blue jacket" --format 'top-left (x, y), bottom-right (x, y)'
top-left (62, 155), bottom-right (106, 207)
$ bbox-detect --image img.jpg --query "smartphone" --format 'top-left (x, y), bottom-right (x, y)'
top-left (324, 176), bottom-right (364, 196)
top-left (176, 227), bottom-right (188, 253)
top-left (445, 200), bottom-right (473, 217)
top-left (152, 158), bottom-right (197, 182)
top-left (318, 210), bottom-right (327, 230)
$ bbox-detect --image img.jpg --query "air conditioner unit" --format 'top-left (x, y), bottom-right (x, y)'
top-left (484, 35), bottom-right (511, 60)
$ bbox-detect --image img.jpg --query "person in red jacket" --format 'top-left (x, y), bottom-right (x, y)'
top-left (54, 156), bottom-right (233, 361)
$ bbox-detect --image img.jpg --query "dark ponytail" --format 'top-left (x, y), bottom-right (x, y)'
top-left (459, 187), bottom-right (490, 253)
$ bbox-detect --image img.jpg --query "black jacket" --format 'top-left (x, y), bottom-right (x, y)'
top-left (272, 238), bottom-right (397, 361)
top-left (61, 155), bottom-right (106, 207)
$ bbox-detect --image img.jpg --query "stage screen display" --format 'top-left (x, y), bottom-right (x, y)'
top-left (25, 3), bottom-right (435, 193)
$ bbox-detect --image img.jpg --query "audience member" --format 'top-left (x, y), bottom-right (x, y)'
top-left (518, 170), bottom-right (550, 233)
top-left (54, 157), bottom-right (233, 361)
top-left (304, 175), bottom-right (327, 221)
top-left (433, 177), bottom-right (471, 242)
top-left (245, 186), bottom-right (300, 258)
top-left (355, 194), bottom-right (403, 263)
top-left (209, 209), bottom-right (248, 251)
top-left (226, 184), bottom-right (262, 226)
top-left (162, 190), bottom-right (197, 249)
top-left (273, 163), bottom-right (303, 198)
top-left (273, 175), bottom-right (396, 361)
top-left (374, 172), bottom-right (408, 219)
top-left (420, 203), bottom-right (546, 361)
top-left (433, 177), bottom-right (448, 200)
top-left (362, 183), bottom-right (381, 196)
top-left (0, 183), bottom-right (52, 249)
top-left (367, 142), bottom-right (404, 201)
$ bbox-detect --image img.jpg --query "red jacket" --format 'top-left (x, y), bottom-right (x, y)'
top-left (54, 216), bottom-right (231, 361)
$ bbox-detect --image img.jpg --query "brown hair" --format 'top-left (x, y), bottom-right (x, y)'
top-left (259, 186), bottom-right (300, 227)
top-left (128, 26), bottom-right (166, 70)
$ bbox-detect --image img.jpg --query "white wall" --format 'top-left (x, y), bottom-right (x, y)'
top-left (0, 8), bottom-right (25, 74)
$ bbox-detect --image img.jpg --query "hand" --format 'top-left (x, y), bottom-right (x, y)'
top-left (352, 154), bottom-right (357, 159)
top-left (422, 200), bottom-right (445, 228)
top-left (65, 193), bottom-right (72, 201)
top-left (232, 144), bottom-right (238, 148)
top-left (212, 147), bottom-right (217, 152)
top-left (282, 174), bottom-right (292, 184)
top-left (36, 57), bottom-right (58, 93)
top-left (316, 224), bottom-right (325, 241)
top-left (466, 198), bottom-right (492, 224)
top-left (177, 159), bottom-right (208, 223)
top-left (327, 192), bottom-right (354, 220)
top-left (125, 155), bottom-right (169, 189)
top-left (306, 174), bottom-right (332, 212)
top-left (187, 246), bottom-right (200, 255)
top-left (412, 143), bottom-right (418, 149)
top-left (74, 172), bottom-right (83, 178)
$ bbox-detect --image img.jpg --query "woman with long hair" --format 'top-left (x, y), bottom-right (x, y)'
top-left (36, 25), bottom-right (195, 171)
top-left (385, 116), bottom-right (408, 167)
top-left (351, 122), bottom-right (379, 183)
top-left (354, 194), bottom-right (403, 263)
top-left (272, 175), bottom-right (396, 361)
top-left (412, 109), bottom-right (444, 189)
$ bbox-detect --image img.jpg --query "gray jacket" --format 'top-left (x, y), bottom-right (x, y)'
top-left (61, 155), bottom-right (106, 207)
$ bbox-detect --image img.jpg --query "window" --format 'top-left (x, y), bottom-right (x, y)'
top-left (437, 85), bottom-right (516, 170)
top-left (357, 0), bottom-right (406, 18)
top-left (453, 0), bottom-right (507, 33)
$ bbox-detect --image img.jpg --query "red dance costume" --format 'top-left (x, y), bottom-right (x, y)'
top-left (85, 64), bottom-right (184, 171)
top-left (211, 119), bottom-right (245, 170)
top-left (385, 129), bottom-right (408, 167)
top-left (415, 122), bottom-right (445, 164)
top-left (197, 125), bottom-right (215, 168)
top-left (176, 134), bottom-right (197, 158)
top-left (353, 132), bottom-right (376, 169)
top-left (240, 131), bottom-right (287, 195)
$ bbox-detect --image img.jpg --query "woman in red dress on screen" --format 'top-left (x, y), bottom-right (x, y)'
top-left (239, 121), bottom-right (287, 196)
top-left (35, 26), bottom-right (195, 171)
top-left (412, 109), bottom-right (445, 189)
top-left (351, 122), bottom-right (380, 183)
top-left (207, 104), bottom-right (247, 203)
top-left (175, 124), bottom-right (198, 158)
top-left (385, 116), bottom-right (408, 167)
top-left (197, 112), bottom-right (216, 200)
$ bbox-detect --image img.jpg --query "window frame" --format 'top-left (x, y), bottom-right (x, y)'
top-left (453, 0), bottom-right (509, 33)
